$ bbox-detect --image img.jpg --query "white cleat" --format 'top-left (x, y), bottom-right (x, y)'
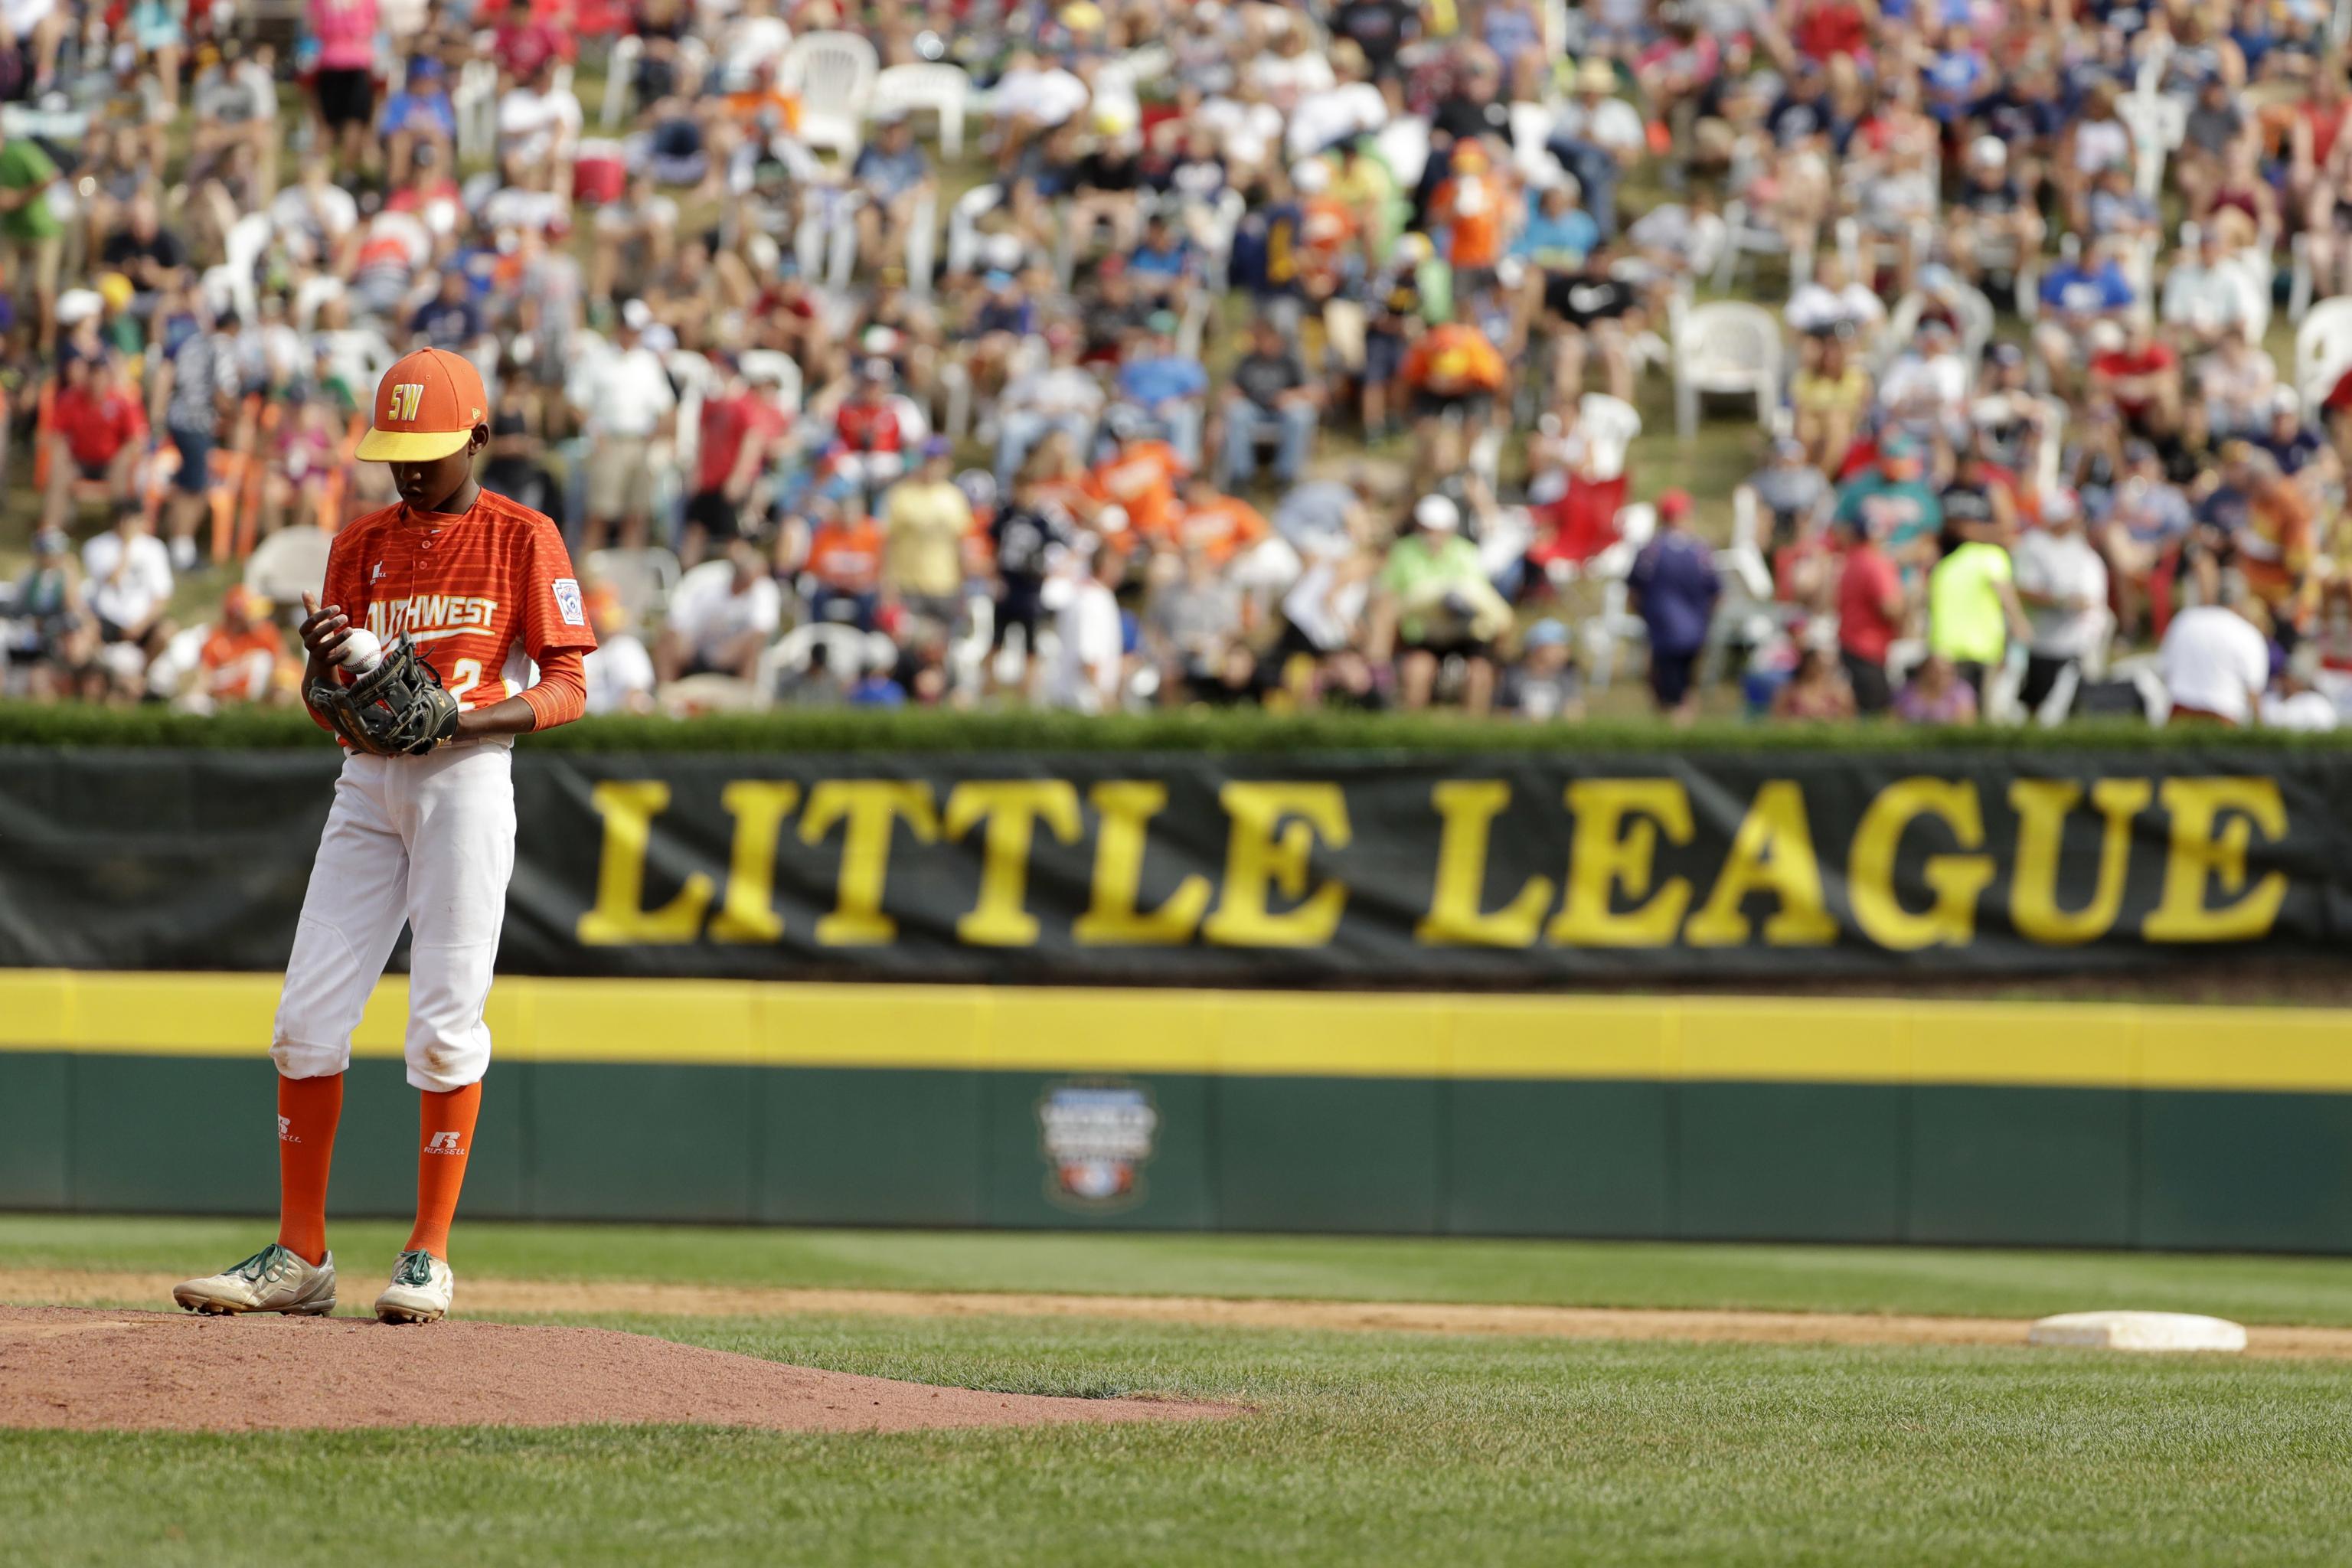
top-left (374, 1250), bottom-right (455, 1325)
top-left (172, 1244), bottom-right (338, 1316)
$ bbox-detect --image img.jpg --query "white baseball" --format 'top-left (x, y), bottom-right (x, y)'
top-left (338, 629), bottom-right (384, 675)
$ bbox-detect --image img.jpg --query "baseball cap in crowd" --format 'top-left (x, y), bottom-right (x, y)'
top-left (1771, 436), bottom-right (1808, 462)
top-left (1414, 495), bottom-right (1461, 531)
top-left (1577, 58), bottom-right (1616, 93)
top-left (920, 436), bottom-right (952, 460)
top-left (620, 298), bottom-right (654, 332)
top-left (1656, 488), bottom-right (1692, 522)
top-left (1146, 309), bottom-right (1180, 335)
top-left (2041, 488), bottom-right (2082, 525)
top-left (354, 347), bottom-right (488, 462)
top-left (1526, 619), bottom-right (1570, 649)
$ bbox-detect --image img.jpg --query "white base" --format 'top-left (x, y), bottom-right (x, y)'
top-left (2027, 1310), bottom-right (2247, 1354)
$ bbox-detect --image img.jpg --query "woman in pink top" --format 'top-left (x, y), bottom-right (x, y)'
top-left (307, 0), bottom-right (380, 172)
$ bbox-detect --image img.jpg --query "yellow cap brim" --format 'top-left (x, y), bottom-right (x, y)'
top-left (354, 426), bottom-right (473, 462)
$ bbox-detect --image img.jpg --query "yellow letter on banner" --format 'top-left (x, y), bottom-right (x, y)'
top-left (1202, 782), bottom-right (1351, 947)
top-left (2143, 778), bottom-right (2289, 942)
top-left (576, 780), bottom-right (713, 944)
top-left (1547, 779), bottom-right (1693, 946)
top-left (707, 780), bottom-right (802, 943)
top-left (2007, 778), bottom-right (2151, 946)
top-left (798, 781), bottom-right (940, 946)
top-left (1416, 781), bottom-right (1551, 946)
top-left (1848, 779), bottom-right (1994, 950)
top-left (1684, 780), bottom-right (1838, 947)
top-left (1073, 782), bottom-right (1212, 945)
top-left (942, 781), bottom-right (1083, 946)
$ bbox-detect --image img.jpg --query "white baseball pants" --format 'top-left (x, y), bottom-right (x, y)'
top-left (272, 742), bottom-right (517, 1093)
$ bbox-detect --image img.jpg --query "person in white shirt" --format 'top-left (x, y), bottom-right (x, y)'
top-left (497, 57), bottom-right (583, 193)
top-left (1047, 544), bottom-right (1126, 713)
top-left (655, 539), bottom-right (783, 682)
top-left (2158, 227), bottom-right (2258, 356)
top-left (2012, 489), bottom-right (2111, 714)
top-left (1877, 318), bottom-right (1971, 426)
top-left (571, 299), bottom-right (677, 551)
top-left (82, 501), bottom-right (175, 652)
top-left (2158, 593), bottom-right (2271, 727)
top-left (1285, 47), bottom-right (1389, 164)
top-left (581, 584), bottom-right (658, 715)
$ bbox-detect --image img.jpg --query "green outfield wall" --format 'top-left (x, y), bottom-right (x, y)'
top-left (2, 973), bottom-right (2347, 1251)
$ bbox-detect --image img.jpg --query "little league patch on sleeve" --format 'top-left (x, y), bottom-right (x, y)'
top-left (553, 578), bottom-right (585, 626)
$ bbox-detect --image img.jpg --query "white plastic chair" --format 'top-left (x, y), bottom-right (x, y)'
top-left (1673, 301), bottom-right (1783, 439)
top-left (795, 185), bottom-right (864, 290)
top-left (602, 34), bottom-right (642, 129)
top-left (2295, 298), bottom-right (2352, 406)
top-left (2117, 95), bottom-right (2185, 203)
top-left (945, 182), bottom-right (1007, 276)
top-left (1714, 197), bottom-right (1812, 293)
top-left (779, 31), bottom-right (880, 159)
top-left (737, 348), bottom-right (804, 417)
top-left (456, 58), bottom-right (501, 161)
top-left (1373, 116), bottom-right (1431, 189)
top-left (1877, 283), bottom-right (1995, 371)
top-left (586, 547), bottom-right (682, 624)
top-left (244, 527), bottom-right (335, 606)
top-left (867, 63), bottom-right (969, 157)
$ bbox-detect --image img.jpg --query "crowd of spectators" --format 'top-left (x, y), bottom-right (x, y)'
top-left (5, 0), bottom-right (2352, 730)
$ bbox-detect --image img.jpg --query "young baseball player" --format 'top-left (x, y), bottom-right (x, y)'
top-left (174, 348), bottom-right (596, 1324)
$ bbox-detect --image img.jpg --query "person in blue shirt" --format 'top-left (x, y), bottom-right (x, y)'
top-left (1125, 211), bottom-right (1194, 301)
top-left (2034, 237), bottom-right (2135, 387)
top-left (408, 268), bottom-right (482, 352)
top-left (1511, 180), bottom-right (1599, 271)
top-left (379, 57), bottom-right (457, 189)
top-left (1113, 311), bottom-right (1209, 466)
top-left (852, 114), bottom-right (935, 269)
top-left (1627, 488), bottom-right (1721, 725)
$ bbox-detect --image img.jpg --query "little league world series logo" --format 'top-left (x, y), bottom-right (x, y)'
top-left (1037, 1082), bottom-right (1159, 1211)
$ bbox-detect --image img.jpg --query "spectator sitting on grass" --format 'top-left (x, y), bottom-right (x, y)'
top-left (1370, 494), bottom-right (1510, 715)
top-left (1893, 652), bottom-right (1978, 724)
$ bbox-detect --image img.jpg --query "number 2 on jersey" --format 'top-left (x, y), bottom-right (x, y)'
top-left (446, 658), bottom-right (482, 704)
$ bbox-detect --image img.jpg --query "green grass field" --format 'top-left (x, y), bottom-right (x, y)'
top-left (8, 1218), bottom-right (2352, 1566)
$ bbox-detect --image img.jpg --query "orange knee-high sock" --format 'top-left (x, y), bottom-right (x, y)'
top-left (406, 1083), bottom-right (482, 1260)
top-left (276, 1073), bottom-right (345, 1266)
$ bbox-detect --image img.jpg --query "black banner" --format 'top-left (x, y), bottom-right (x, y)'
top-left (4, 747), bottom-right (2349, 982)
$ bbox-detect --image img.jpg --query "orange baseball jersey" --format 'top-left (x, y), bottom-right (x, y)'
top-left (322, 488), bottom-right (598, 710)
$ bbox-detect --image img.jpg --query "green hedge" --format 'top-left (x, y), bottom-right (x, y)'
top-left (4, 701), bottom-right (2349, 753)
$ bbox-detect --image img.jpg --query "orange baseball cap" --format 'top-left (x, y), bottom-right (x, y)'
top-left (354, 348), bottom-right (488, 462)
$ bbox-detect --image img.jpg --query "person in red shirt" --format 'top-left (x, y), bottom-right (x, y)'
top-left (1834, 507), bottom-right (1906, 714)
top-left (831, 357), bottom-right (907, 500)
top-left (172, 348), bottom-right (594, 1329)
top-left (2086, 317), bottom-right (2180, 435)
top-left (681, 352), bottom-right (786, 567)
top-left (42, 357), bottom-right (147, 528)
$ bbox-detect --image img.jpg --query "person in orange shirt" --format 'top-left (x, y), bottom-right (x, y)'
top-left (1401, 308), bottom-right (1508, 485)
top-left (1428, 140), bottom-right (1510, 287)
top-left (194, 586), bottom-right (290, 705)
top-left (802, 491), bottom-right (887, 627)
top-left (1172, 472), bottom-right (1272, 565)
top-left (1089, 410), bottom-right (1187, 545)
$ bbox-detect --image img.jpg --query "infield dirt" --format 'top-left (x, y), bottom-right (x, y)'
top-left (0, 1305), bottom-right (1235, 1433)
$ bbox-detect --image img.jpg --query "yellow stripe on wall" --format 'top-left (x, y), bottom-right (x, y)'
top-left (0, 969), bottom-right (2347, 1093)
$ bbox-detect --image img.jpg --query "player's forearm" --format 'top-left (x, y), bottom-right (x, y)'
top-left (453, 694), bottom-right (543, 740)
top-left (511, 648), bottom-right (589, 733)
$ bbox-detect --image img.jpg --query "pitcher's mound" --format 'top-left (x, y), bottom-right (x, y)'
top-left (0, 1306), bottom-right (1233, 1434)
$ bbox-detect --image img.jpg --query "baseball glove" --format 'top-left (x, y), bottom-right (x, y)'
top-left (307, 635), bottom-right (462, 757)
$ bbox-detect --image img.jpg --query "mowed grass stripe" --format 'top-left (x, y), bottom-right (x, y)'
top-left (11, 1217), bottom-right (2352, 1327)
top-left (5, 1316), bottom-right (2352, 1566)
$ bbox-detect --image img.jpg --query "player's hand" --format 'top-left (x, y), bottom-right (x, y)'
top-left (299, 592), bottom-right (354, 665)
